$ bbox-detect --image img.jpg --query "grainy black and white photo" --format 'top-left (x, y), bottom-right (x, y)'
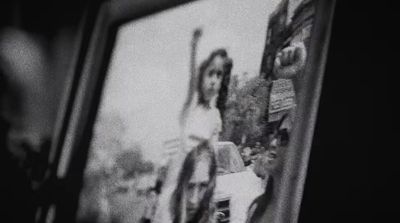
top-left (70, 0), bottom-right (330, 223)
top-left (8, 0), bottom-right (398, 223)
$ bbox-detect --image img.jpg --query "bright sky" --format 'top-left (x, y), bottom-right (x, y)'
top-left (96, 0), bottom-right (282, 163)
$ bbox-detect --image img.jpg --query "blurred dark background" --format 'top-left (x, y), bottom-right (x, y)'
top-left (0, 0), bottom-right (397, 223)
top-left (299, 1), bottom-right (398, 223)
top-left (0, 0), bottom-right (95, 222)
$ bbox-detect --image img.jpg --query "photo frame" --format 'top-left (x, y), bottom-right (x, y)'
top-left (52, 0), bottom-right (336, 223)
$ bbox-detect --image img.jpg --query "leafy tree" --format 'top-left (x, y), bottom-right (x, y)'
top-left (115, 144), bottom-right (154, 180)
top-left (222, 76), bottom-right (271, 146)
top-left (86, 113), bottom-right (126, 173)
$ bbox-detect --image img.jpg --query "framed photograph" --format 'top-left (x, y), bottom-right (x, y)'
top-left (52, 0), bottom-right (335, 222)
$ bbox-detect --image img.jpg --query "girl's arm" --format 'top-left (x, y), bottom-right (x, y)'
top-left (180, 28), bottom-right (202, 126)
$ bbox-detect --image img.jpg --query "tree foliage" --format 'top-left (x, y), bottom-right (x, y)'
top-left (115, 144), bottom-right (154, 179)
top-left (221, 76), bottom-right (271, 146)
top-left (86, 113), bottom-right (126, 173)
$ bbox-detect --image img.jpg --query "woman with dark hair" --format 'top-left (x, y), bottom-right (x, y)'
top-left (153, 141), bottom-right (217, 223)
top-left (246, 115), bottom-right (289, 223)
top-left (246, 139), bottom-right (282, 223)
top-left (169, 141), bottom-right (217, 223)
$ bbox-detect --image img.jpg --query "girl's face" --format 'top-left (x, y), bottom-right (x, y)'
top-left (186, 156), bottom-right (210, 221)
top-left (201, 55), bottom-right (224, 102)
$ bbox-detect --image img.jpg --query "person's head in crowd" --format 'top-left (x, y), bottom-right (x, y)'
top-left (251, 143), bottom-right (260, 156)
top-left (262, 113), bottom-right (291, 177)
top-left (253, 148), bottom-right (278, 180)
top-left (170, 141), bottom-right (217, 223)
top-left (253, 115), bottom-right (289, 180)
top-left (241, 146), bottom-right (252, 166)
top-left (197, 49), bottom-right (232, 115)
top-left (264, 138), bottom-right (280, 176)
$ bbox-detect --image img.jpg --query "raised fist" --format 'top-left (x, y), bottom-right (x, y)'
top-left (273, 41), bottom-right (307, 79)
top-left (193, 27), bottom-right (203, 40)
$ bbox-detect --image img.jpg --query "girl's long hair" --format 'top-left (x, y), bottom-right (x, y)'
top-left (197, 49), bottom-right (233, 120)
top-left (170, 142), bottom-right (217, 223)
